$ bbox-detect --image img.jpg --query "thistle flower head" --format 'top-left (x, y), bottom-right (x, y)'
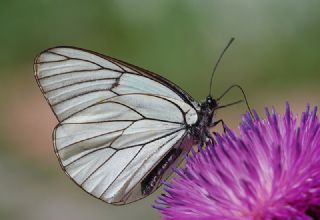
top-left (155, 103), bottom-right (320, 220)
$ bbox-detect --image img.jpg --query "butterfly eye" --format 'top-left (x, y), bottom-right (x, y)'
top-left (206, 96), bottom-right (218, 109)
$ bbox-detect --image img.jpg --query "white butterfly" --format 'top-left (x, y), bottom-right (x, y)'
top-left (34, 38), bottom-right (250, 205)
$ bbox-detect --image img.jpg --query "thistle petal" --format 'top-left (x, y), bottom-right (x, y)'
top-left (155, 104), bottom-right (320, 219)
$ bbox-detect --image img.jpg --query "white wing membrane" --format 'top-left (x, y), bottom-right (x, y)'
top-left (45, 47), bottom-right (124, 71)
top-left (40, 69), bottom-right (120, 91)
top-left (34, 47), bottom-right (198, 204)
top-left (47, 79), bottom-right (116, 105)
top-left (55, 121), bottom-right (132, 152)
top-left (66, 148), bottom-right (116, 184)
top-left (38, 59), bottom-right (100, 77)
top-left (113, 74), bottom-right (182, 99)
top-left (64, 102), bottom-right (142, 123)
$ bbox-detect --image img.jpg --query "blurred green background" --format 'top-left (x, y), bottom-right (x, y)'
top-left (0, 1), bottom-right (319, 219)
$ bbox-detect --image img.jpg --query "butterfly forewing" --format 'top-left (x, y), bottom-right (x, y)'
top-left (34, 47), bottom-right (198, 204)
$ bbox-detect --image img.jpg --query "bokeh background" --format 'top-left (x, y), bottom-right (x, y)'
top-left (0, 1), bottom-right (319, 219)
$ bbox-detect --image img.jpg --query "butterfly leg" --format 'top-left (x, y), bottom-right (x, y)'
top-left (211, 119), bottom-right (226, 133)
top-left (203, 120), bottom-right (226, 147)
top-left (204, 130), bottom-right (214, 145)
top-left (201, 120), bottom-right (226, 146)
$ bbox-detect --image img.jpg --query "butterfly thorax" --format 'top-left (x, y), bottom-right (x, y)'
top-left (190, 96), bottom-right (218, 143)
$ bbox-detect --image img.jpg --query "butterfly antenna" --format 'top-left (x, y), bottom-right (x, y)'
top-left (208, 37), bottom-right (235, 96)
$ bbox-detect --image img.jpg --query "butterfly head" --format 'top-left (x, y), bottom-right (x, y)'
top-left (200, 96), bottom-right (218, 111)
top-left (205, 96), bottom-right (218, 109)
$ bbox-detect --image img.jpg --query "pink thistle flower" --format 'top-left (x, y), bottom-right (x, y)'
top-left (155, 103), bottom-right (320, 220)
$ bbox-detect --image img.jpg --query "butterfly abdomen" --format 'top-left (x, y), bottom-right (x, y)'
top-left (141, 147), bottom-right (182, 195)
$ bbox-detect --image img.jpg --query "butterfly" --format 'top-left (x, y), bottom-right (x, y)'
top-left (34, 38), bottom-right (252, 205)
